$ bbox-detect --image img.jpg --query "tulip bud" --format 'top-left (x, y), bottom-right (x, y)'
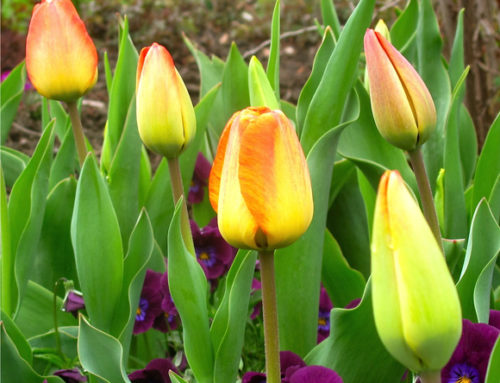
top-left (364, 29), bottom-right (436, 151)
top-left (371, 170), bottom-right (461, 372)
top-left (136, 43), bottom-right (196, 159)
top-left (26, 0), bottom-right (98, 102)
top-left (208, 107), bottom-right (313, 251)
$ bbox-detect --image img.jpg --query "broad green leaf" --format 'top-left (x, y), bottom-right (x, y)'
top-left (1, 323), bottom-right (64, 383)
top-left (211, 250), bottom-right (257, 383)
top-left (296, 27), bottom-right (335, 134)
top-left (276, 117), bottom-right (355, 356)
top-left (14, 281), bottom-right (76, 339)
top-left (390, 0), bottom-right (418, 51)
top-left (0, 61), bottom-right (26, 144)
top-left (488, 175), bottom-right (500, 222)
top-left (458, 106), bottom-right (477, 188)
top-left (47, 100), bottom-right (71, 141)
top-left (305, 282), bottom-right (405, 383)
top-left (78, 315), bottom-right (130, 383)
top-left (321, 231), bottom-right (365, 308)
top-left (472, 112), bottom-right (500, 213)
top-left (328, 159), bottom-right (355, 208)
top-left (2, 309), bottom-right (32, 363)
top-left (300, 0), bottom-right (375, 154)
top-left (266, 0), bottom-right (280, 99)
top-left (448, 9), bottom-right (464, 89)
top-left (104, 51), bottom-right (112, 95)
top-left (71, 154), bottom-right (123, 332)
top-left (443, 238), bottom-right (466, 281)
top-left (356, 169), bottom-right (377, 238)
top-left (1, 146), bottom-right (28, 189)
top-left (320, 0), bottom-right (341, 38)
top-left (1, 167), bottom-right (12, 314)
top-left (29, 326), bottom-right (78, 362)
top-left (169, 371), bottom-right (189, 383)
top-left (31, 178), bottom-right (77, 291)
top-left (9, 122), bottom-right (55, 313)
top-left (168, 199), bottom-right (214, 383)
top-left (248, 56), bottom-right (280, 109)
top-left (486, 336), bottom-right (500, 383)
top-left (49, 126), bottom-right (77, 189)
top-left (417, 0), bottom-right (451, 190)
top-left (457, 200), bottom-right (500, 322)
top-left (443, 68), bottom-right (469, 239)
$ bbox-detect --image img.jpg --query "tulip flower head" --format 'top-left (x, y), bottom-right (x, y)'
top-left (26, 0), bottom-right (98, 102)
top-left (364, 29), bottom-right (436, 151)
top-left (371, 170), bottom-right (461, 373)
top-left (209, 107), bottom-right (313, 251)
top-left (136, 43), bottom-right (196, 159)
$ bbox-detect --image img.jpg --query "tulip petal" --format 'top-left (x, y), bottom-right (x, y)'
top-left (238, 109), bottom-right (313, 249)
top-left (26, 0), bottom-right (98, 101)
top-left (364, 29), bottom-right (418, 150)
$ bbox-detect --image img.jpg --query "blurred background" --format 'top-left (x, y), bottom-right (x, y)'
top-left (1, 0), bottom-right (499, 155)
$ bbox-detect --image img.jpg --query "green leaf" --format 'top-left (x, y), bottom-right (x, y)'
top-left (458, 106), bottom-right (477, 188)
top-left (0, 61), bottom-right (26, 144)
top-left (486, 336), bottom-right (500, 383)
top-left (488, 175), bottom-right (500, 222)
top-left (305, 282), bottom-right (406, 383)
top-left (9, 122), bottom-right (55, 313)
top-left (322, 231), bottom-right (365, 307)
top-left (29, 326), bottom-right (78, 362)
top-left (248, 56), bottom-right (280, 109)
top-left (14, 281), bottom-right (76, 339)
top-left (328, 159), bottom-right (355, 208)
top-left (456, 199), bottom-right (500, 322)
top-left (300, 0), bottom-right (375, 154)
top-left (390, 0), bottom-right (418, 51)
top-left (78, 315), bottom-right (130, 383)
top-left (448, 9), bottom-right (465, 90)
top-left (71, 154), bottom-right (123, 332)
top-left (2, 309), bottom-right (32, 363)
top-left (211, 250), bottom-right (257, 383)
top-left (417, 0), bottom-right (451, 190)
top-left (266, 0), bottom-right (280, 99)
top-left (169, 371), bottom-right (189, 383)
top-left (104, 51), bottom-right (113, 95)
top-left (320, 0), bottom-right (341, 38)
top-left (47, 100), bottom-right (71, 141)
top-left (168, 199), bottom-right (214, 383)
top-left (1, 167), bottom-right (12, 314)
top-left (31, 177), bottom-right (77, 291)
top-left (49, 126), bottom-right (78, 189)
top-left (1, 146), bottom-right (29, 188)
top-left (1, 322), bottom-right (64, 383)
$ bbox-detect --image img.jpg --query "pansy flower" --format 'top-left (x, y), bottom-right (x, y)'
top-left (191, 218), bottom-right (235, 280)
top-left (441, 319), bottom-right (500, 383)
top-left (153, 270), bottom-right (180, 332)
top-left (134, 270), bottom-right (163, 334)
top-left (188, 152), bottom-right (212, 204)
top-left (318, 287), bottom-right (333, 343)
top-left (63, 290), bottom-right (85, 318)
top-left (129, 358), bottom-right (178, 383)
top-left (489, 309), bottom-right (500, 330)
top-left (43, 368), bottom-right (87, 383)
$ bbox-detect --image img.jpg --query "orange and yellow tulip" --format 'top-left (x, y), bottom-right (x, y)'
top-left (364, 29), bottom-right (436, 151)
top-left (371, 170), bottom-right (461, 372)
top-left (209, 107), bottom-right (313, 251)
top-left (136, 43), bottom-right (196, 159)
top-left (26, 0), bottom-right (98, 102)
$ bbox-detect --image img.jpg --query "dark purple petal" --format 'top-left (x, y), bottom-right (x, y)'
top-left (319, 287), bottom-right (333, 311)
top-left (153, 271), bottom-right (180, 333)
top-left (63, 291), bottom-right (85, 318)
top-left (489, 310), bottom-right (500, 330)
top-left (129, 358), bottom-right (178, 383)
top-left (280, 351), bottom-right (306, 380)
top-left (188, 153), bottom-right (212, 204)
top-left (53, 368), bottom-right (87, 383)
top-left (317, 287), bottom-right (332, 343)
top-left (344, 298), bottom-right (361, 309)
top-left (442, 319), bottom-right (500, 383)
top-left (242, 372), bottom-right (267, 383)
top-left (288, 366), bottom-right (343, 383)
top-left (252, 278), bottom-right (262, 291)
top-left (134, 270), bottom-right (163, 334)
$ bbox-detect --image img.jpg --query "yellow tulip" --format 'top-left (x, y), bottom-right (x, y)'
top-left (26, 0), bottom-right (98, 102)
top-left (371, 170), bottom-right (461, 372)
top-left (209, 107), bottom-right (313, 251)
top-left (136, 43), bottom-right (196, 159)
top-left (364, 29), bottom-right (436, 151)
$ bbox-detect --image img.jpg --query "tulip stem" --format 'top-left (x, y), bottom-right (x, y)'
top-left (259, 250), bottom-right (281, 383)
top-left (419, 370), bottom-right (441, 383)
top-left (67, 101), bottom-right (88, 167)
top-left (408, 148), bottom-right (443, 253)
top-left (167, 157), bottom-right (195, 256)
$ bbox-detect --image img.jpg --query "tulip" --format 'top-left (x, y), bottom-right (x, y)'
top-left (208, 106), bottom-right (313, 251)
top-left (26, 0), bottom-right (98, 102)
top-left (371, 170), bottom-right (461, 373)
top-left (136, 43), bottom-right (196, 159)
top-left (364, 29), bottom-right (436, 151)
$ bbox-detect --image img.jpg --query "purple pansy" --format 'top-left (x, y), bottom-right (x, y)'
top-left (63, 291), bottom-right (85, 318)
top-left (441, 319), bottom-right (500, 383)
top-left (344, 298), bottom-right (361, 309)
top-left (191, 218), bottom-right (235, 280)
top-left (134, 270), bottom-right (163, 334)
top-left (188, 152), bottom-right (211, 204)
top-left (42, 369), bottom-right (87, 383)
top-left (318, 287), bottom-right (333, 343)
top-left (153, 271), bottom-right (180, 332)
top-left (489, 309), bottom-right (500, 330)
top-left (128, 358), bottom-right (178, 383)
top-left (242, 351), bottom-right (343, 383)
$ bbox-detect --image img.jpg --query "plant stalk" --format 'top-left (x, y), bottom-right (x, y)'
top-left (259, 250), bottom-right (281, 383)
top-left (52, 280), bottom-right (65, 363)
top-left (419, 370), bottom-right (441, 383)
top-left (67, 101), bottom-right (88, 167)
top-left (167, 157), bottom-right (195, 256)
top-left (408, 148), bottom-right (443, 253)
